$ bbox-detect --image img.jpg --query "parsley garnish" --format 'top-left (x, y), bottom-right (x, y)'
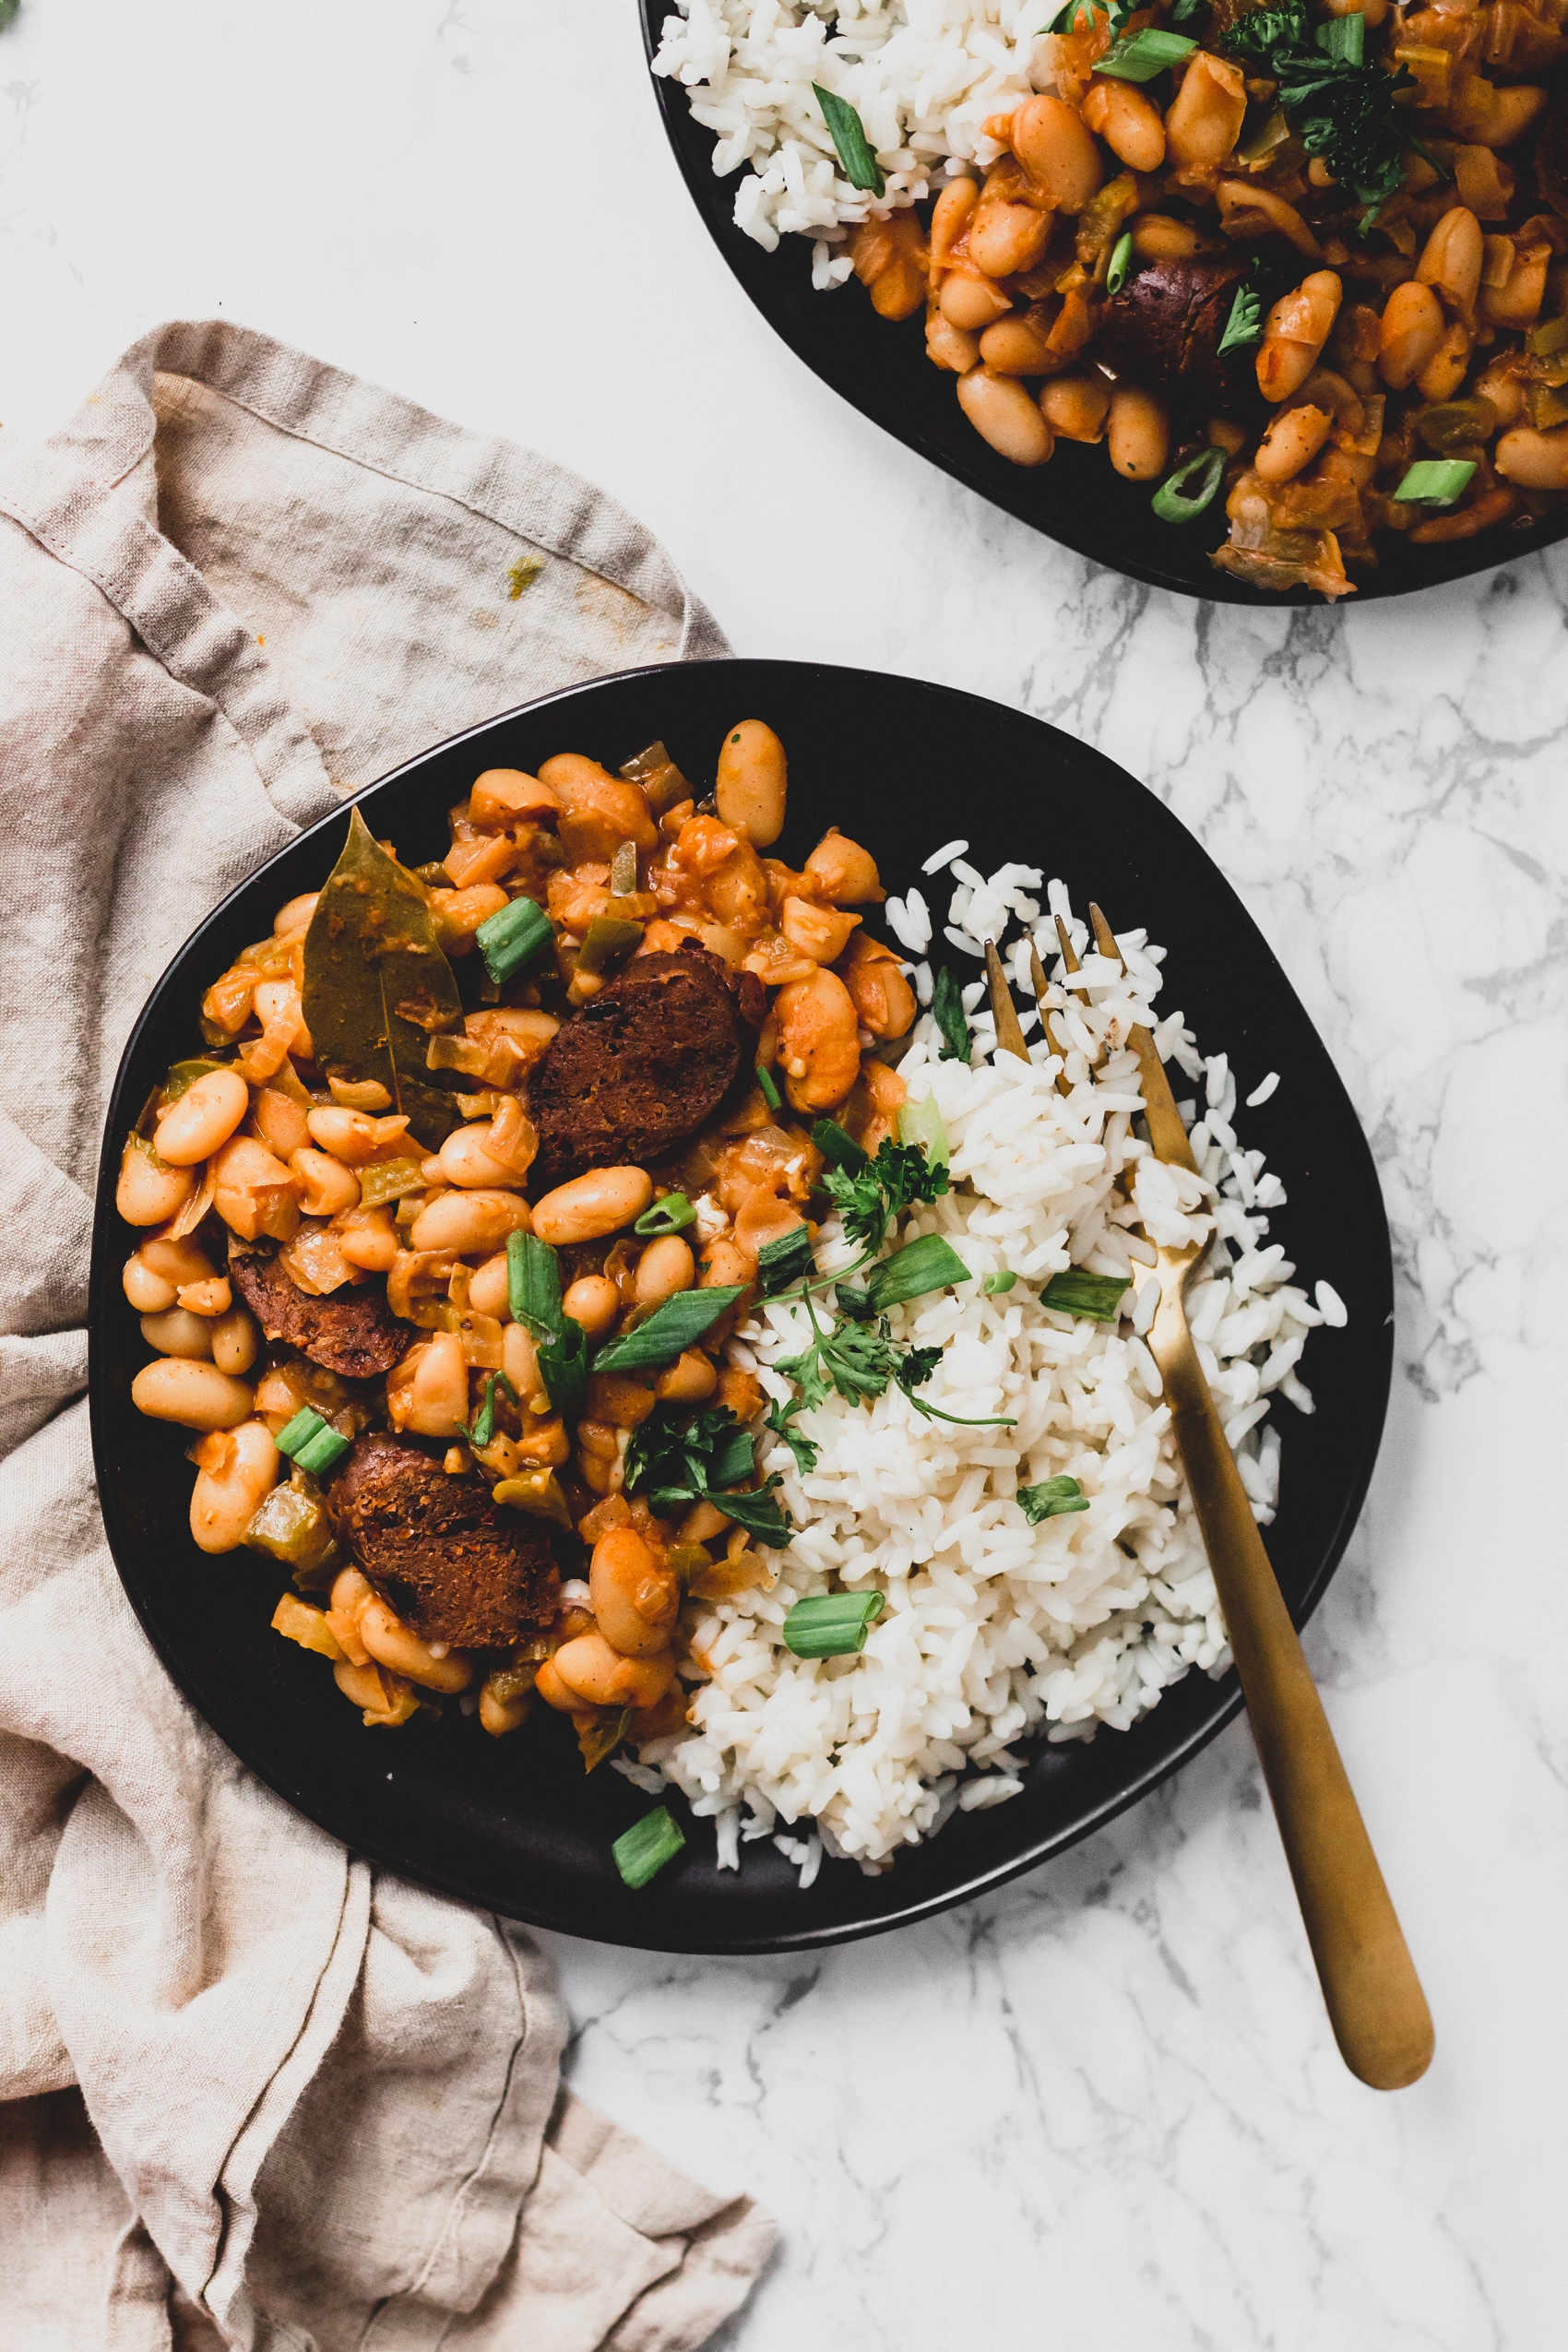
top-left (1222, 0), bottom-right (1411, 210)
top-left (820, 1135), bottom-right (950, 1258)
top-left (623, 1405), bottom-right (792, 1547)
top-left (1217, 279), bottom-right (1264, 357)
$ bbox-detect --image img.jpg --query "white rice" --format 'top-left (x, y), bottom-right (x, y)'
top-left (637, 885), bottom-right (1336, 1878)
top-left (652, 0), bottom-right (1057, 264)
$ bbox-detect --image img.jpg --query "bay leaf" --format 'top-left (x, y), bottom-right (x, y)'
top-left (302, 808), bottom-right (463, 1149)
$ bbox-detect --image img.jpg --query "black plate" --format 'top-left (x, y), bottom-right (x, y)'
top-left (91, 659), bottom-right (1392, 1952)
top-left (639, 1), bottom-right (1567, 605)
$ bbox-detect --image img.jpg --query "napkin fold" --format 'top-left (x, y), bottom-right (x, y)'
top-left (0, 321), bottom-right (772, 2352)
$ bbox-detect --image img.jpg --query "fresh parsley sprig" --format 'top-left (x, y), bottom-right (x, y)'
top-left (623, 1405), bottom-right (792, 1547)
top-left (1222, 0), bottom-right (1412, 211)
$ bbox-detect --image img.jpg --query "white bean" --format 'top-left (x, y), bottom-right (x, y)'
top-left (139, 1308), bottom-right (215, 1360)
top-left (116, 1138), bottom-right (196, 1227)
top-left (210, 1305), bottom-right (259, 1375)
top-left (153, 1068), bottom-right (251, 1167)
top-left (408, 1188), bottom-right (531, 1255)
top-left (132, 1358), bottom-right (254, 1431)
top-left (530, 1167), bottom-right (653, 1246)
top-left (190, 1420), bottom-right (279, 1554)
top-left (715, 720), bottom-right (788, 848)
top-left (124, 1254), bottom-right (178, 1313)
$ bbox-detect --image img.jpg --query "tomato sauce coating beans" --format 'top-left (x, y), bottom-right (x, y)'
top-left (838, 2), bottom-right (1568, 600)
top-left (121, 719), bottom-right (918, 1758)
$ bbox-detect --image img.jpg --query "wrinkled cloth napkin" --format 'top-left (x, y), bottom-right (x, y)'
top-left (0, 321), bottom-right (773, 2352)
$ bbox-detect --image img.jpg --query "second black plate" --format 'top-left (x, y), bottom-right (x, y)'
top-left (90, 659), bottom-right (1392, 1951)
top-left (639, 2), bottom-right (1566, 605)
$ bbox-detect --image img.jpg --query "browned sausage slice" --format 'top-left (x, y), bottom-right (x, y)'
top-left (528, 944), bottom-right (765, 1189)
top-left (331, 1432), bottom-right (559, 1648)
top-left (1101, 254), bottom-right (1253, 404)
top-left (230, 1244), bottom-right (407, 1379)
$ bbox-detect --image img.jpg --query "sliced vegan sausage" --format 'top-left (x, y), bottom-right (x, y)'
top-left (528, 944), bottom-right (766, 1189)
top-left (331, 1432), bottom-right (560, 1648)
top-left (1100, 254), bottom-right (1253, 404)
top-left (229, 1244), bottom-right (407, 1379)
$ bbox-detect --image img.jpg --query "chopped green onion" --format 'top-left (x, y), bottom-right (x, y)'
top-left (538, 1318), bottom-right (588, 1417)
top-left (783, 1590), bottom-right (885, 1658)
top-left (612, 1804), bottom-right (686, 1889)
top-left (1096, 28), bottom-right (1195, 78)
top-left (897, 1090), bottom-right (949, 1170)
top-left (864, 1232), bottom-right (969, 1313)
top-left (274, 1407), bottom-right (351, 1477)
top-left (1042, 1269), bottom-right (1130, 1323)
top-left (755, 1061), bottom-right (783, 1112)
top-left (468, 1371), bottom-right (518, 1452)
top-left (1393, 459), bottom-right (1476, 507)
top-left (1018, 1473), bottom-right (1091, 1523)
top-left (932, 965), bottom-right (970, 1063)
top-left (1151, 445), bottom-right (1228, 524)
top-left (592, 1286), bottom-right (746, 1372)
top-left (810, 1117), bottom-right (869, 1173)
top-left (634, 1193), bottom-right (697, 1238)
top-left (475, 894), bottom-right (553, 986)
top-left (508, 1229), bottom-right (563, 1341)
top-left (813, 84), bottom-right (885, 196)
top-left (1106, 231), bottom-right (1134, 295)
top-left (1316, 12), bottom-right (1363, 64)
top-left (982, 1269), bottom-right (1017, 1295)
top-left (357, 1156), bottom-right (429, 1208)
top-left (1217, 279), bottom-right (1263, 357)
top-left (756, 1224), bottom-right (815, 1298)
top-left (574, 913), bottom-right (643, 977)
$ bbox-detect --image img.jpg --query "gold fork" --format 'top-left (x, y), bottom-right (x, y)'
top-left (984, 913), bottom-right (1434, 2089)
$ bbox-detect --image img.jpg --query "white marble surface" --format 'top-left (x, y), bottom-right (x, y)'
top-left (4, 4), bottom-right (1565, 2345)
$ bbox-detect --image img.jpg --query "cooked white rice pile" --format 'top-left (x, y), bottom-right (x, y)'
top-left (652, 0), bottom-right (1055, 275)
top-left (631, 882), bottom-right (1337, 1879)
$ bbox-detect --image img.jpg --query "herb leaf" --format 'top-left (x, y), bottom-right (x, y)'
top-left (301, 809), bottom-right (463, 1149)
top-left (822, 1136), bottom-right (950, 1257)
top-left (624, 1405), bottom-right (793, 1548)
top-left (766, 1396), bottom-right (821, 1477)
top-left (1223, 0), bottom-right (1412, 208)
top-left (1217, 280), bottom-right (1264, 357)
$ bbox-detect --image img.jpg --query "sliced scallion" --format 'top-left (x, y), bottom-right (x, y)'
top-left (475, 894), bottom-right (552, 986)
top-left (508, 1229), bottom-right (564, 1341)
top-left (538, 1318), bottom-right (588, 1417)
top-left (1106, 231), bottom-right (1134, 295)
top-left (1042, 1269), bottom-right (1130, 1323)
top-left (275, 1407), bottom-right (351, 1477)
top-left (864, 1232), bottom-right (969, 1313)
top-left (810, 1117), bottom-right (868, 1174)
top-left (1017, 1473), bottom-right (1090, 1523)
top-left (1393, 458), bottom-right (1476, 507)
top-left (1096, 27), bottom-right (1195, 78)
top-left (757, 1224), bottom-right (815, 1298)
top-left (813, 84), bottom-right (885, 196)
top-left (897, 1090), bottom-right (949, 1170)
top-left (612, 1804), bottom-right (686, 1889)
top-left (1316, 12), bottom-right (1363, 64)
top-left (469, 1371), bottom-right (518, 1452)
top-left (592, 1286), bottom-right (746, 1372)
top-left (1151, 445), bottom-right (1228, 525)
top-left (755, 1061), bottom-right (783, 1112)
top-left (783, 1590), bottom-right (885, 1658)
top-left (982, 1269), bottom-right (1017, 1295)
top-left (634, 1192), bottom-right (697, 1238)
top-left (932, 965), bottom-right (969, 1063)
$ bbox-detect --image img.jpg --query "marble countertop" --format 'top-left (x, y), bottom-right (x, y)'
top-left (4, 5), bottom-right (1563, 2345)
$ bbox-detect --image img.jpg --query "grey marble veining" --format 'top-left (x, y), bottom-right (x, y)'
top-left (2, 4), bottom-right (1564, 2345)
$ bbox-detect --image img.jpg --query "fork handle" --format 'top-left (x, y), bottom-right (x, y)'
top-left (1151, 1301), bottom-right (1434, 2090)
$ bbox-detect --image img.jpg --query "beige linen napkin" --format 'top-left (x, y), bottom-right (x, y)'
top-left (0, 321), bottom-right (773, 2352)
